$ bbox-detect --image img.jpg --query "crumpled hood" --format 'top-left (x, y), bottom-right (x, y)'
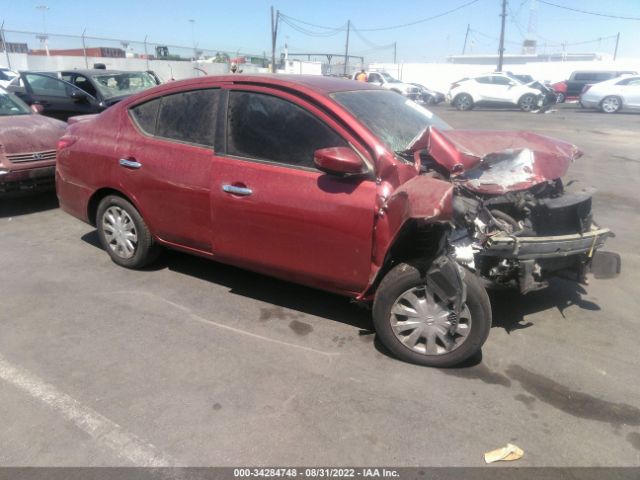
top-left (426, 127), bottom-right (582, 194)
top-left (0, 114), bottom-right (67, 154)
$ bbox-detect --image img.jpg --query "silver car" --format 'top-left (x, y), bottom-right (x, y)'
top-left (580, 75), bottom-right (640, 113)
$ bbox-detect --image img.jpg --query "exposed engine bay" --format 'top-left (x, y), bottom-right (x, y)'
top-left (409, 127), bottom-right (621, 293)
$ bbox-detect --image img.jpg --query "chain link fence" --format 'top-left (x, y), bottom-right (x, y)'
top-left (0, 29), bottom-right (271, 80)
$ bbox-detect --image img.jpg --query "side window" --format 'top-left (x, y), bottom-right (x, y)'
top-left (491, 76), bottom-right (512, 85)
top-left (73, 75), bottom-right (97, 97)
top-left (130, 98), bottom-right (161, 135)
top-left (25, 73), bottom-right (69, 97)
top-left (475, 76), bottom-right (492, 84)
top-left (368, 73), bottom-right (381, 83)
top-left (227, 91), bottom-right (348, 169)
top-left (155, 89), bottom-right (220, 147)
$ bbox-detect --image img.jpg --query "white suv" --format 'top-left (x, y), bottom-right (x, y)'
top-left (448, 73), bottom-right (543, 112)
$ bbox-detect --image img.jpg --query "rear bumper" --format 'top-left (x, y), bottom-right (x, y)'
top-left (480, 227), bottom-right (612, 260)
top-left (0, 166), bottom-right (56, 194)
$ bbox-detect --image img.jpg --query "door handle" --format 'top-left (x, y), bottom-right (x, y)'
top-left (222, 184), bottom-right (252, 196)
top-left (119, 158), bottom-right (142, 169)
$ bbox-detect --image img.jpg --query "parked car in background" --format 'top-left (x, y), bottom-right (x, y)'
top-left (579, 74), bottom-right (640, 113)
top-left (0, 67), bottom-right (19, 88)
top-left (56, 75), bottom-right (619, 367)
top-left (410, 83), bottom-right (445, 105)
top-left (351, 71), bottom-right (421, 101)
top-left (0, 87), bottom-right (66, 194)
top-left (448, 73), bottom-right (544, 111)
top-left (7, 69), bottom-right (160, 121)
top-left (551, 70), bottom-right (637, 103)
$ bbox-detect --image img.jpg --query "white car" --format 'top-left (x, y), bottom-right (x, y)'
top-left (579, 75), bottom-right (640, 113)
top-left (0, 67), bottom-right (19, 89)
top-left (448, 73), bottom-right (543, 112)
top-left (352, 71), bottom-right (421, 101)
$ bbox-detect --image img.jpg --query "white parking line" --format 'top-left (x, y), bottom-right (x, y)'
top-left (0, 352), bottom-right (174, 467)
top-left (135, 291), bottom-right (340, 358)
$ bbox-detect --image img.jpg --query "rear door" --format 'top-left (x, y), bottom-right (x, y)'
top-left (117, 88), bottom-right (222, 252)
top-left (622, 77), bottom-right (640, 107)
top-left (209, 87), bottom-right (377, 294)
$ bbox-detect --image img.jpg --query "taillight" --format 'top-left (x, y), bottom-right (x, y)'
top-left (57, 136), bottom-right (77, 151)
top-left (582, 84), bottom-right (592, 93)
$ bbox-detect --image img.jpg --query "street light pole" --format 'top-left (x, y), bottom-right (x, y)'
top-left (343, 19), bottom-right (350, 75)
top-left (36, 4), bottom-right (50, 56)
top-left (189, 19), bottom-right (196, 60)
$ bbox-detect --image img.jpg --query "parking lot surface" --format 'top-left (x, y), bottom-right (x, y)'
top-left (1, 104), bottom-right (639, 467)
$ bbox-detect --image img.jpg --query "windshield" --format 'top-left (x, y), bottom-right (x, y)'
top-left (380, 72), bottom-right (400, 83)
top-left (331, 90), bottom-right (451, 153)
top-left (92, 72), bottom-right (157, 99)
top-left (0, 90), bottom-right (31, 116)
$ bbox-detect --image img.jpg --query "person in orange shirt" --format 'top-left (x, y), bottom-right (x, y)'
top-left (356, 69), bottom-right (367, 82)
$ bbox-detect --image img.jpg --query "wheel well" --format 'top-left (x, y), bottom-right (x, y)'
top-left (600, 95), bottom-right (623, 107)
top-left (367, 221), bottom-right (450, 296)
top-left (87, 188), bottom-right (131, 226)
top-left (453, 92), bottom-right (472, 103)
top-left (518, 92), bottom-right (536, 103)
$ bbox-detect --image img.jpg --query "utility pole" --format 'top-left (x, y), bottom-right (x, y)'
top-left (462, 23), bottom-right (470, 54)
top-left (393, 41), bottom-right (397, 64)
top-left (613, 32), bottom-right (620, 61)
top-left (0, 21), bottom-right (11, 70)
top-left (343, 19), bottom-right (350, 75)
top-left (497, 0), bottom-right (507, 72)
top-left (81, 28), bottom-right (88, 68)
top-left (271, 6), bottom-right (279, 73)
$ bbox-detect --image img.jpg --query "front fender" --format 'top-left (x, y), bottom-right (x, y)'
top-left (360, 175), bottom-right (454, 299)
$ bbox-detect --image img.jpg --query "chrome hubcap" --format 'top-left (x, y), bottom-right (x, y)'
top-left (602, 97), bottom-right (619, 112)
top-left (390, 286), bottom-right (471, 356)
top-left (102, 206), bottom-right (138, 259)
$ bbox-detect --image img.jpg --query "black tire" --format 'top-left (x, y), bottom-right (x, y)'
top-left (518, 93), bottom-right (538, 112)
top-left (96, 195), bottom-right (160, 269)
top-left (453, 93), bottom-right (474, 111)
top-left (556, 92), bottom-right (565, 103)
top-left (372, 262), bottom-right (491, 367)
top-left (600, 95), bottom-right (622, 114)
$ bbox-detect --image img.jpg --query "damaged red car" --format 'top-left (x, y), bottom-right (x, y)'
top-left (56, 75), bottom-right (620, 367)
top-left (0, 88), bottom-right (66, 194)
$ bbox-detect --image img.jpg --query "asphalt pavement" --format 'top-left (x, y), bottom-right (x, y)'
top-left (0, 103), bottom-right (639, 467)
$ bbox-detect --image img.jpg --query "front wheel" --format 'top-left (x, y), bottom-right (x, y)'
top-left (96, 195), bottom-right (160, 269)
top-left (555, 92), bottom-right (565, 103)
top-left (373, 262), bottom-right (491, 367)
top-left (518, 93), bottom-right (538, 112)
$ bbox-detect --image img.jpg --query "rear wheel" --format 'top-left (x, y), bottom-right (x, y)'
top-left (373, 262), bottom-right (491, 367)
top-left (96, 195), bottom-right (160, 269)
top-left (453, 93), bottom-right (474, 111)
top-left (555, 92), bottom-right (565, 103)
top-left (600, 96), bottom-right (621, 113)
top-left (518, 93), bottom-right (538, 112)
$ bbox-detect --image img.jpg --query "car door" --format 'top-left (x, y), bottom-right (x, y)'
top-left (367, 73), bottom-right (383, 86)
top-left (472, 76), bottom-right (496, 101)
top-left (210, 88), bottom-right (377, 294)
top-left (623, 78), bottom-right (640, 107)
top-left (488, 75), bottom-right (518, 102)
top-left (116, 88), bottom-right (221, 252)
top-left (17, 72), bottom-right (99, 120)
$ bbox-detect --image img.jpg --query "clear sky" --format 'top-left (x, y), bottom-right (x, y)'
top-left (1, 0), bottom-right (639, 61)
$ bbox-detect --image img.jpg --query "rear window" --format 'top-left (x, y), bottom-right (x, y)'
top-left (129, 89), bottom-right (221, 147)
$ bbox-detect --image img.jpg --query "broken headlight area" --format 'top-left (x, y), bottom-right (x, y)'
top-left (449, 179), bottom-right (619, 293)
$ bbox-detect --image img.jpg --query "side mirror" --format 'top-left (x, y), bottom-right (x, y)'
top-left (314, 147), bottom-right (367, 176)
top-left (70, 90), bottom-right (88, 102)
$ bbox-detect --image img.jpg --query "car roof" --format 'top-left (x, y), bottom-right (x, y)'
top-left (151, 74), bottom-right (381, 95)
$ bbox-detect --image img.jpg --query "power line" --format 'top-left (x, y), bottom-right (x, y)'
top-left (279, 16), bottom-right (347, 37)
top-left (538, 0), bottom-right (640, 21)
top-left (278, 13), bottom-right (346, 32)
top-left (351, 25), bottom-right (395, 51)
top-left (347, 0), bottom-right (481, 32)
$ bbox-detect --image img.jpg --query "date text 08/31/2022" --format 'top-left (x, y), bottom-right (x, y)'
top-left (233, 468), bottom-right (400, 478)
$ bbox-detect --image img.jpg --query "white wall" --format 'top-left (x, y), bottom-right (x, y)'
top-left (1, 53), bottom-right (269, 81)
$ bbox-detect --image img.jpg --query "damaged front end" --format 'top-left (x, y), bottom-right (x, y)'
top-left (416, 127), bottom-right (621, 294)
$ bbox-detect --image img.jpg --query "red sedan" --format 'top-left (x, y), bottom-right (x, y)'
top-left (0, 88), bottom-right (66, 194)
top-left (56, 75), bottom-right (618, 367)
